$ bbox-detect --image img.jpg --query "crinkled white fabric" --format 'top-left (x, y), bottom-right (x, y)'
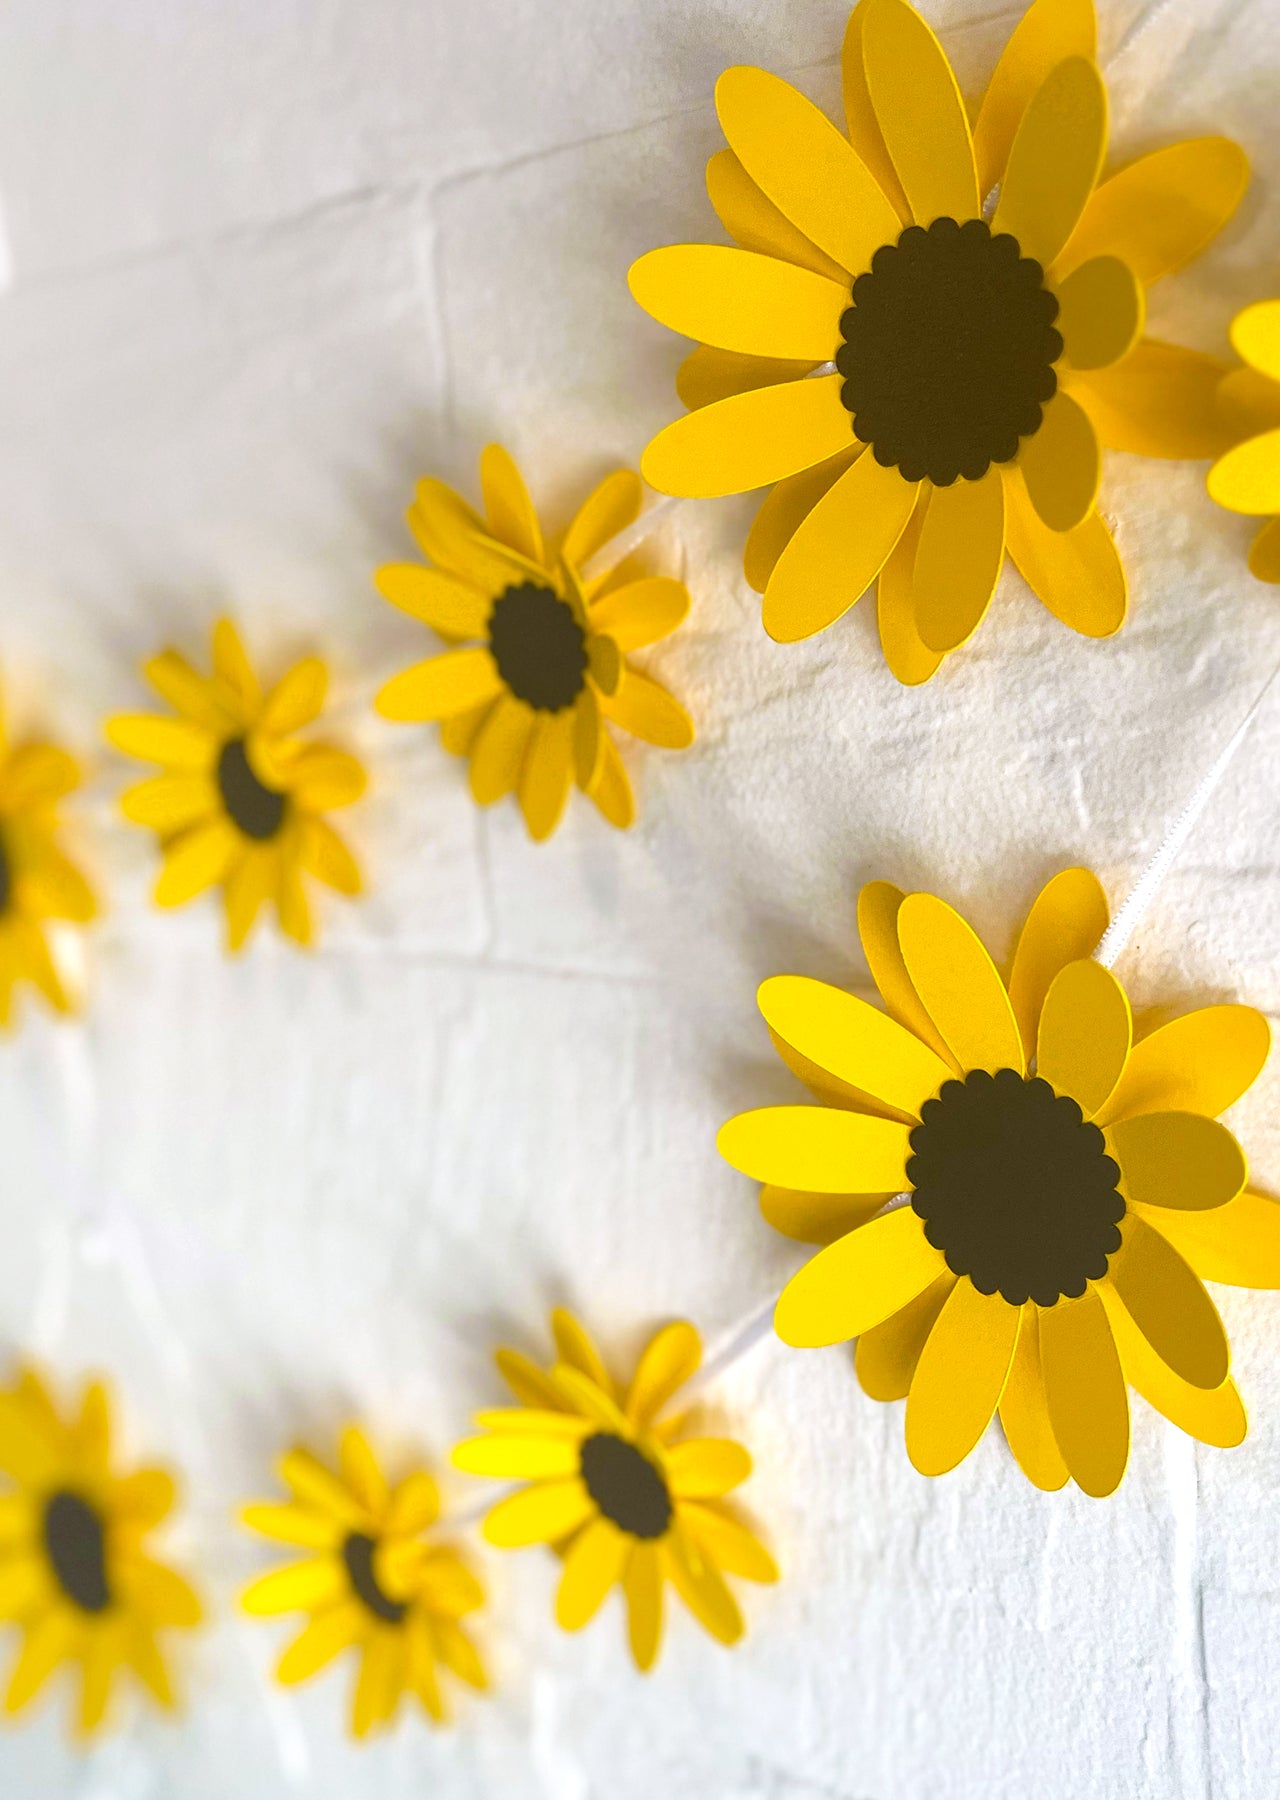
top-left (0, 1), bottom-right (1277, 1795)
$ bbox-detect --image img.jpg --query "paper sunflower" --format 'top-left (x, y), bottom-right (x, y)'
top-left (629, 0), bottom-right (1247, 681)
top-left (241, 1427), bottom-right (487, 1737)
top-left (1209, 300), bottom-right (1280, 580)
top-left (717, 869), bottom-right (1273, 1496)
top-left (105, 619), bottom-right (366, 951)
top-left (0, 1366), bottom-right (201, 1738)
top-left (452, 1310), bottom-right (777, 1672)
top-left (373, 446), bottom-right (695, 840)
top-left (0, 690), bottom-right (96, 1027)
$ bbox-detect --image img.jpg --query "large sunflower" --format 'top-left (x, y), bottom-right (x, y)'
top-left (241, 1426), bottom-right (487, 1737)
top-left (718, 869), bottom-right (1274, 1496)
top-left (0, 689), bottom-right (96, 1026)
top-left (0, 1366), bottom-right (201, 1738)
top-left (105, 619), bottom-right (366, 951)
top-left (1208, 299), bottom-right (1280, 580)
top-left (373, 446), bottom-right (695, 840)
top-left (630, 0), bottom-right (1247, 681)
top-left (452, 1309), bottom-right (777, 1672)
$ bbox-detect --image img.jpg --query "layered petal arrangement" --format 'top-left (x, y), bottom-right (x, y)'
top-left (0, 689), bottom-right (96, 1026)
top-left (373, 447), bottom-right (695, 840)
top-left (0, 1367), bottom-right (201, 1738)
top-left (1209, 299), bottom-right (1280, 580)
top-left (630, 0), bottom-right (1247, 681)
top-left (718, 869), bottom-right (1274, 1496)
top-left (452, 1310), bottom-right (777, 1671)
top-left (241, 1427), bottom-right (487, 1737)
top-left (105, 620), bottom-right (366, 951)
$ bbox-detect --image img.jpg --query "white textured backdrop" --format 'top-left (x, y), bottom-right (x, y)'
top-left (1, 1), bottom-right (1279, 1795)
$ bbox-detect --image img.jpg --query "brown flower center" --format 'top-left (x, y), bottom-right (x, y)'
top-left (836, 217), bottom-right (1063, 487)
top-left (342, 1531), bottom-right (407, 1625)
top-left (43, 1490), bottom-right (111, 1613)
top-left (907, 1068), bottom-right (1124, 1307)
top-left (488, 582), bottom-right (587, 713)
top-left (217, 737), bottom-right (287, 841)
top-left (579, 1432), bottom-right (672, 1541)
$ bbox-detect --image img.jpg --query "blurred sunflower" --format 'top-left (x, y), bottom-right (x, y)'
top-left (373, 445), bottom-right (694, 840)
top-left (631, 0), bottom-right (1247, 680)
top-left (1209, 299), bottom-right (1280, 580)
top-left (241, 1427), bottom-right (486, 1737)
top-left (0, 689), bottom-right (96, 1026)
top-left (718, 869), bottom-right (1272, 1496)
top-left (452, 1309), bottom-right (777, 1671)
top-left (105, 619), bottom-right (366, 951)
top-left (0, 1366), bottom-right (200, 1738)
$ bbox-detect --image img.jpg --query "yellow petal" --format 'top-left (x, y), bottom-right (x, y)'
top-left (1217, 363), bottom-right (1280, 442)
top-left (453, 1433), bottom-right (581, 1479)
top-left (590, 733), bottom-right (636, 831)
top-left (518, 709), bottom-right (575, 842)
top-left (275, 852), bottom-right (313, 949)
top-left (589, 578), bottom-right (689, 652)
top-left (1036, 958), bottom-right (1131, 1118)
top-left (551, 1309), bottom-right (614, 1395)
top-left (1208, 427), bottom-right (1280, 516)
top-left (626, 1322), bottom-right (701, 1426)
top-left (666, 1438), bottom-right (750, 1499)
top-left (861, 0), bottom-right (979, 226)
top-left (705, 148), bottom-right (849, 284)
top-left (240, 1501), bottom-right (342, 1551)
top-left (718, 1105), bottom-right (911, 1193)
top-left (375, 648), bottom-right (502, 723)
top-left (286, 745), bottom-right (366, 811)
top-left (471, 1407), bottom-right (592, 1438)
top-left (279, 1447), bottom-right (370, 1526)
top-left (259, 658), bottom-right (328, 736)
top-left (758, 975), bottom-right (951, 1119)
top-left (629, 245), bottom-right (848, 363)
top-left (1019, 389), bottom-right (1100, 533)
top-left (907, 1283), bottom-right (1022, 1480)
top-left (385, 1472), bottom-right (440, 1536)
top-left (1109, 1113), bottom-right (1247, 1211)
top-left (297, 818), bottom-right (360, 897)
top-left (897, 891), bottom-right (1024, 1075)
top-left (972, 0), bottom-right (1096, 199)
top-left (1039, 1288), bottom-right (1128, 1497)
top-left (119, 773), bottom-right (219, 833)
top-left (5, 1609), bottom-right (79, 1714)
top-left (1073, 339), bottom-right (1232, 460)
top-left (1098, 1005), bottom-right (1269, 1126)
top-left (1138, 1191), bottom-right (1280, 1290)
top-left (556, 1517), bottom-right (629, 1630)
top-left (224, 844), bottom-right (277, 952)
top-left (742, 448), bottom-right (861, 595)
top-left (994, 57), bottom-right (1107, 269)
top-left (1107, 1215), bottom-right (1228, 1391)
top-left (16, 841), bottom-right (97, 923)
top-left (856, 880), bottom-right (955, 1065)
top-left (664, 1527), bottom-right (743, 1647)
top-left (1057, 256), bottom-right (1144, 371)
top-left (417, 1550), bottom-right (484, 1621)
top-left (0, 743), bottom-right (81, 808)
top-left (241, 1556), bottom-right (345, 1616)
top-left (351, 1627), bottom-right (402, 1738)
top-left (855, 1270), bottom-right (954, 1402)
top-left (480, 443), bottom-right (543, 565)
top-left (877, 498), bottom-right (944, 685)
top-left (406, 1618), bottom-right (445, 1722)
top-left (122, 1556), bottom-right (202, 1627)
top-left (601, 668), bottom-right (693, 750)
top-left (482, 1477), bottom-right (594, 1549)
top-left (623, 1541), bottom-right (664, 1672)
top-left (912, 467), bottom-right (1006, 655)
top-left (561, 469), bottom-right (643, 571)
top-left (763, 448), bottom-right (918, 642)
top-left (0, 1554), bottom-right (47, 1623)
top-left (0, 1390), bottom-right (60, 1484)
top-left (75, 1381), bottom-right (113, 1466)
top-left (1249, 516), bottom-right (1280, 583)
top-left (587, 634), bottom-right (621, 698)
top-left (374, 566), bottom-right (488, 639)
top-left (338, 1426), bottom-right (388, 1517)
top-left (212, 618), bottom-right (261, 712)
top-left (154, 818), bottom-right (237, 907)
top-left (760, 1188), bottom-right (887, 1247)
top-left (113, 1468), bottom-right (175, 1529)
top-left (432, 1616), bottom-right (486, 1691)
top-left (469, 692), bottom-right (534, 806)
top-left (714, 64), bottom-right (900, 278)
top-left (123, 1623), bottom-right (174, 1710)
top-left (642, 374), bottom-right (854, 499)
top-left (1103, 1291), bottom-right (1246, 1450)
top-left (680, 1502), bottom-right (778, 1584)
top-left (840, 0), bottom-right (909, 222)
top-left (678, 344), bottom-right (815, 412)
top-left (495, 1348), bottom-right (570, 1412)
top-left (1232, 299), bottom-right (1280, 385)
top-left (1006, 866), bottom-right (1109, 1059)
top-left (276, 1600), bottom-right (364, 1685)
top-left (997, 1304), bottom-right (1069, 1491)
top-left (1003, 466), bottom-right (1126, 637)
top-left (1060, 138), bottom-right (1249, 286)
top-left (774, 1207), bottom-right (947, 1349)
top-left (106, 714), bottom-right (216, 773)
top-left (409, 477), bottom-right (541, 592)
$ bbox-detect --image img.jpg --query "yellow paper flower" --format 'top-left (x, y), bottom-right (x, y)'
top-left (105, 619), bottom-right (366, 952)
top-left (1208, 299), bottom-right (1280, 580)
top-left (241, 1427), bottom-right (487, 1737)
top-left (452, 1310), bottom-right (777, 1672)
top-left (718, 870), bottom-right (1274, 1496)
top-left (372, 446), bottom-right (695, 841)
top-left (0, 1366), bottom-right (201, 1739)
top-left (0, 690), bottom-right (96, 1026)
top-left (630, 0), bottom-right (1247, 681)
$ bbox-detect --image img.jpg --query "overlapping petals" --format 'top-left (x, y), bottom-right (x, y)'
top-left (1208, 300), bottom-right (1280, 580)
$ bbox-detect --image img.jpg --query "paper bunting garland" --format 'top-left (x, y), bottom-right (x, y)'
top-left (628, 0), bottom-right (1248, 682)
top-left (373, 446), bottom-right (695, 841)
top-left (717, 869), bottom-right (1274, 1497)
top-left (0, 692), bottom-right (96, 1028)
top-left (452, 1310), bottom-right (777, 1671)
top-left (241, 1427), bottom-right (487, 1737)
top-left (1210, 299), bottom-right (1280, 581)
top-left (105, 619), bottom-right (367, 952)
top-left (0, 1367), bottom-right (201, 1739)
